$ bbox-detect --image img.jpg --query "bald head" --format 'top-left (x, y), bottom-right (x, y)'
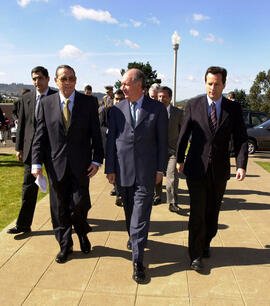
top-left (121, 68), bottom-right (145, 102)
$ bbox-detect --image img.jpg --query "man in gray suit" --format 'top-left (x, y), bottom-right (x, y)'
top-left (105, 68), bottom-right (168, 283)
top-left (156, 86), bottom-right (184, 213)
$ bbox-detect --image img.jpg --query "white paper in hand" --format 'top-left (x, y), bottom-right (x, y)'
top-left (35, 174), bottom-right (47, 193)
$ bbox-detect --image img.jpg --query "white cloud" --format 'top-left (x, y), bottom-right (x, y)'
top-left (124, 39), bottom-right (140, 49)
top-left (187, 75), bottom-right (196, 81)
top-left (71, 5), bottom-right (118, 24)
top-left (17, 0), bottom-right (48, 7)
top-left (190, 29), bottom-right (199, 37)
top-left (130, 19), bottom-right (142, 27)
top-left (104, 68), bottom-right (121, 77)
top-left (148, 16), bottom-right (160, 25)
top-left (204, 33), bottom-right (215, 42)
top-left (59, 45), bottom-right (83, 59)
top-left (217, 38), bottom-right (224, 44)
top-left (193, 13), bottom-right (210, 21)
top-left (0, 72), bottom-right (6, 76)
top-left (228, 77), bottom-right (241, 84)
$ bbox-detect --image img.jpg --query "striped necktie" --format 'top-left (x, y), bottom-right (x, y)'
top-left (131, 102), bottom-right (137, 128)
top-left (209, 102), bottom-right (217, 134)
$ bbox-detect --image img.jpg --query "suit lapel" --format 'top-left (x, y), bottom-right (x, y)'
top-left (217, 97), bottom-right (229, 129)
top-left (200, 95), bottom-right (213, 135)
top-left (30, 91), bottom-right (36, 124)
top-left (122, 99), bottom-right (133, 128)
top-left (136, 95), bottom-right (149, 128)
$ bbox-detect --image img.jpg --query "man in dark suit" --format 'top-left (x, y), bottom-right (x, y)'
top-left (105, 68), bottom-right (168, 283)
top-left (31, 65), bottom-right (104, 263)
top-left (177, 66), bottom-right (248, 271)
top-left (84, 84), bottom-right (99, 108)
top-left (7, 66), bottom-right (57, 234)
top-left (156, 86), bottom-right (184, 213)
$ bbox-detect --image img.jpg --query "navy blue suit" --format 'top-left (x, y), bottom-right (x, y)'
top-left (105, 95), bottom-right (168, 262)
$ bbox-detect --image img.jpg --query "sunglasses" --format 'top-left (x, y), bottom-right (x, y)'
top-left (58, 76), bottom-right (76, 83)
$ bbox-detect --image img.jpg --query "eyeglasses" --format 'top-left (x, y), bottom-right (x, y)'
top-left (57, 76), bottom-right (76, 83)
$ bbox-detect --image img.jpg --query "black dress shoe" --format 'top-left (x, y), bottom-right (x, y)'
top-left (78, 234), bottom-right (91, 254)
top-left (190, 257), bottom-right (203, 271)
top-left (203, 247), bottom-right (211, 258)
top-left (153, 197), bottom-right (161, 205)
top-left (169, 203), bottom-right (182, 214)
top-left (133, 262), bottom-right (146, 283)
top-left (55, 247), bottom-right (73, 263)
top-left (7, 225), bottom-right (31, 234)
top-left (110, 188), bottom-right (116, 196)
top-left (115, 197), bottom-right (123, 207)
top-left (127, 239), bottom-right (132, 250)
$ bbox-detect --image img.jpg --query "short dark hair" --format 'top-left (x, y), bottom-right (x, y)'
top-left (228, 91), bottom-right (235, 99)
top-left (84, 85), bottom-right (92, 92)
top-left (21, 88), bottom-right (31, 95)
top-left (205, 66), bottom-right (227, 84)
top-left (115, 89), bottom-right (124, 96)
top-left (55, 65), bottom-right (76, 78)
top-left (158, 86), bottom-right (172, 98)
top-left (128, 68), bottom-right (146, 89)
top-left (31, 66), bottom-right (49, 78)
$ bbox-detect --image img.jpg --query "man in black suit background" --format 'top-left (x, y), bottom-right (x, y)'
top-left (177, 66), bottom-right (248, 271)
top-left (84, 84), bottom-right (99, 108)
top-left (31, 65), bottom-right (103, 263)
top-left (7, 66), bottom-right (56, 234)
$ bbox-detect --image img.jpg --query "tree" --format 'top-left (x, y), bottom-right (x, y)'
top-left (233, 89), bottom-right (247, 108)
top-left (248, 70), bottom-right (270, 114)
top-left (114, 61), bottom-right (161, 89)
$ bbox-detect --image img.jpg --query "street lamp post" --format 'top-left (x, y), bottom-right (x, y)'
top-left (171, 31), bottom-right (181, 106)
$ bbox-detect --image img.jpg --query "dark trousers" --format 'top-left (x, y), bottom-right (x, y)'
top-left (118, 183), bottom-right (154, 263)
top-left (186, 165), bottom-right (227, 261)
top-left (48, 165), bottom-right (91, 250)
top-left (16, 162), bottom-right (39, 228)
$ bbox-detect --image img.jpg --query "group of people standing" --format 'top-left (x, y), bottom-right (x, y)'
top-left (6, 64), bottom-right (248, 284)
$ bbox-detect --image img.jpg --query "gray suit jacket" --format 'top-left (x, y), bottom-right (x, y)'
top-left (168, 105), bottom-right (184, 156)
top-left (105, 95), bottom-right (168, 187)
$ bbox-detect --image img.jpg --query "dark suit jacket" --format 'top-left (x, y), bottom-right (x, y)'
top-left (32, 91), bottom-right (104, 182)
top-left (15, 88), bottom-right (57, 163)
top-left (105, 95), bottom-right (168, 187)
top-left (168, 105), bottom-right (184, 156)
top-left (177, 95), bottom-right (248, 181)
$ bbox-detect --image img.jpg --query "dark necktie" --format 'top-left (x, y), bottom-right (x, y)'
top-left (209, 102), bottom-right (217, 134)
top-left (35, 94), bottom-right (44, 119)
top-left (131, 102), bottom-right (137, 128)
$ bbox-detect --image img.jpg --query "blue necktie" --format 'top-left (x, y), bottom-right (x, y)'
top-left (131, 102), bottom-right (137, 128)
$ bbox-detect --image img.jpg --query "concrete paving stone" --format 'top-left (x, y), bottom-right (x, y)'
top-left (80, 292), bottom-right (135, 306)
top-left (0, 282), bottom-right (32, 306)
top-left (0, 251), bottom-right (13, 267)
top-left (137, 263), bottom-right (189, 297)
top-left (86, 257), bottom-right (137, 295)
top-left (23, 288), bottom-right (82, 306)
top-left (37, 256), bottom-right (98, 291)
top-left (191, 296), bottom-right (245, 305)
top-left (187, 266), bottom-right (241, 298)
top-left (244, 298), bottom-right (270, 305)
top-left (135, 295), bottom-right (190, 306)
top-left (233, 265), bottom-right (270, 299)
top-left (0, 252), bottom-right (53, 288)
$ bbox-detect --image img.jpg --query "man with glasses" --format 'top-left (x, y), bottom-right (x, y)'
top-left (31, 65), bottom-right (104, 263)
top-left (7, 66), bottom-right (56, 235)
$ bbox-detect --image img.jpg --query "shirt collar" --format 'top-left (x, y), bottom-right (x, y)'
top-left (207, 95), bottom-right (223, 106)
top-left (59, 90), bottom-right (75, 104)
top-left (129, 94), bottom-right (144, 108)
top-left (36, 87), bottom-right (49, 98)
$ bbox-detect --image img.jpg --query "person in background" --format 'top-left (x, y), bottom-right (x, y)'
top-left (148, 83), bottom-right (160, 100)
top-left (7, 66), bottom-right (57, 234)
top-left (102, 85), bottom-right (114, 108)
top-left (84, 84), bottom-right (99, 108)
top-left (227, 91), bottom-right (236, 101)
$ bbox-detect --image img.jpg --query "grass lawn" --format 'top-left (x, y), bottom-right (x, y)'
top-left (255, 161), bottom-right (270, 173)
top-left (0, 154), bottom-right (48, 231)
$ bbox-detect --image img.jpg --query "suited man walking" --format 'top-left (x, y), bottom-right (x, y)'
top-left (105, 68), bottom-right (168, 283)
top-left (156, 86), bottom-right (184, 213)
top-left (7, 66), bottom-right (56, 234)
top-left (177, 66), bottom-right (248, 271)
top-left (31, 65), bottom-right (104, 263)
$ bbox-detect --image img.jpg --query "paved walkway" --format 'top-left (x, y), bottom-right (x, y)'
top-left (0, 144), bottom-right (270, 305)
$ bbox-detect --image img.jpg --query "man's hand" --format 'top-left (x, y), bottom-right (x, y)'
top-left (31, 168), bottom-right (43, 178)
top-left (156, 172), bottom-right (163, 184)
top-left (236, 168), bottom-right (246, 181)
top-left (106, 173), bottom-right (116, 184)
top-left (177, 163), bottom-right (184, 174)
top-left (16, 150), bottom-right (23, 162)
top-left (87, 163), bottom-right (99, 178)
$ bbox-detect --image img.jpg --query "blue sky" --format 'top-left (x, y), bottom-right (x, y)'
top-left (0, 0), bottom-right (269, 99)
